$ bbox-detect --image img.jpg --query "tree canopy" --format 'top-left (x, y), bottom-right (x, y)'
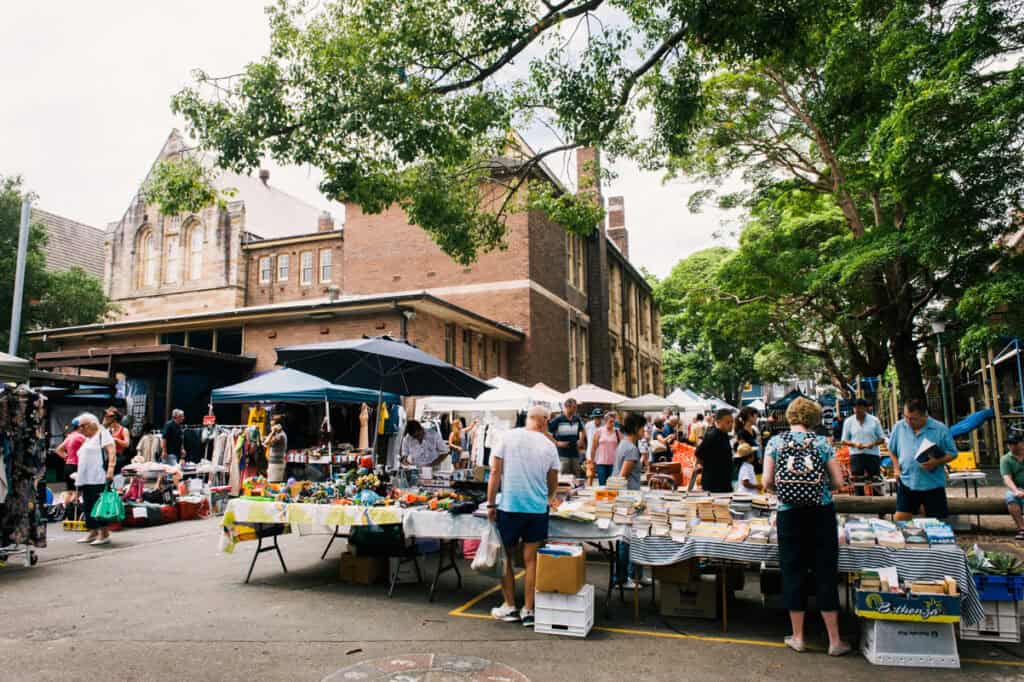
top-left (171, 0), bottom-right (1024, 398)
top-left (0, 176), bottom-right (114, 354)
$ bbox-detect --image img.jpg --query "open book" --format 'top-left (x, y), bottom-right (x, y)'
top-left (915, 437), bottom-right (944, 463)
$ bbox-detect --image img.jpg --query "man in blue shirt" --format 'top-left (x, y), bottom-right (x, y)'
top-left (549, 399), bottom-right (585, 477)
top-left (889, 398), bottom-right (957, 519)
top-left (841, 399), bottom-right (887, 496)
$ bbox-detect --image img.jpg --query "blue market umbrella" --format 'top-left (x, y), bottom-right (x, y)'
top-left (275, 336), bottom-right (491, 398)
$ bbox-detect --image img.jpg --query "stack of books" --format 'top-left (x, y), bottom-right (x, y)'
top-left (612, 500), bottom-right (635, 525)
top-left (712, 498), bottom-right (732, 522)
top-left (876, 530), bottom-right (906, 549)
top-left (725, 522), bottom-right (750, 543)
top-left (901, 525), bottom-right (928, 548)
top-left (689, 522), bottom-right (731, 539)
top-left (595, 501), bottom-right (614, 521)
top-left (606, 476), bottom-right (628, 490)
top-left (751, 495), bottom-right (777, 514)
top-left (924, 526), bottom-right (956, 546)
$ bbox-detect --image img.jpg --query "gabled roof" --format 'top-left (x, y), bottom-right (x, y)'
top-left (31, 208), bottom-right (105, 278)
top-left (110, 129), bottom-right (331, 240)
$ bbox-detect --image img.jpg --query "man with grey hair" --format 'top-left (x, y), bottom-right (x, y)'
top-left (488, 404), bottom-right (560, 627)
top-left (161, 408), bottom-right (186, 465)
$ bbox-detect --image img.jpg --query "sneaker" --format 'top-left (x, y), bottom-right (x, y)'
top-left (490, 603), bottom-right (520, 622)
top-left (622, 579), bottom-right (639, 590)
top-left (90, 536), bottom-right (111, 546)
top-left (520, 609), bottom-right (535, 627)
top-left (77, 534), bottom-right (98, 544)
top-left (640, 576), bottom-right (653, 586)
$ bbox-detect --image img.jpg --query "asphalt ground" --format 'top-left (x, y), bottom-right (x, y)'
top-left (2, 517), bottom-right (1024, 681)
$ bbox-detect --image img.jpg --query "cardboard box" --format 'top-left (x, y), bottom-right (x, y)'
top-left (339, 553), bottom-right (388, 585)
top-left (536, 549), bottom-right (586, 595)
top-left (660, 575), bottom-right (718, 619)
top-left (653, 559), bottom-right (699, 584)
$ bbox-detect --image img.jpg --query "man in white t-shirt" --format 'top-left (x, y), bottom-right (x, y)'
top-left (733, 443), bottom-right (759, 493)
top-left (487, 405), bottom-right (560, 628)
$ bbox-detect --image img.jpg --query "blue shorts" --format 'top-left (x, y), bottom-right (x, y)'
top-left (1006, 490), bottom-right (1024, 506)
top-left (896, 481), bottom-right (949, 518)
top-left (495, 510), bottom-right (548, 547)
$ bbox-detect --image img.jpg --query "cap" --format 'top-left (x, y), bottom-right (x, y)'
top-left (589, 408), bottom-right (604, 418)
top-left (70, 417), bottom-right (80, 428)
top-left (1009, 433), bottom-right (1023, 446)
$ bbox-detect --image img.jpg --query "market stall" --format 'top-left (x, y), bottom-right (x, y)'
top-left (210, 368), bottom-right (400, 477)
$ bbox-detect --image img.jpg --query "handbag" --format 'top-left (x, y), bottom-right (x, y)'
top-left (91, 483), bottom-right (126, 522)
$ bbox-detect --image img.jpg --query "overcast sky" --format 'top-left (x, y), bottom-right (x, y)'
top-left (1, 1), bottom-right (738, 278)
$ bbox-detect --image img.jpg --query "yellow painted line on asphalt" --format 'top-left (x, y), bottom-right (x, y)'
top-left (449, 578), bottom-right (1024, 668)
top-left (448, 570), bottom-right (525, 615)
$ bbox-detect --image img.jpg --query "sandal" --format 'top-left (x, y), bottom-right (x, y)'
top-left (784, 636), bottom-right (806, 653)
top-left (828, 642), bottom-right (853, 657)
top-left (1015, 531), bottom-right (1024, 541)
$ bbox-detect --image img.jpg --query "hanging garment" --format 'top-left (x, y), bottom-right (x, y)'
top-left (247, 407), bottom-right (267, 437)
top-left (0, 386), bottom-right (48, 548)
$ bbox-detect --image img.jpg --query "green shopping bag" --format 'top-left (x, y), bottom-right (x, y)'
top-left (91, 484), bottom-right (126, 522)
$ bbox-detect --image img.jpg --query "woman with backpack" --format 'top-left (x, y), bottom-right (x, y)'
top-left (587, 411), bottom-right (621, 486)
top-left (763, 397), bottom-right (851, 657)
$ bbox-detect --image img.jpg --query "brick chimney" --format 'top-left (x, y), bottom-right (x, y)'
top-left (576, 145), bottom-right (613, 389)
top-left (606, 195), bottom-right (628, 259)
top-left (318, 211), bottom-right (335, 232)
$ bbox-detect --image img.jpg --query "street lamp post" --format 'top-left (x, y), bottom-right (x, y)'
top-left (931, 320), bottom-right (951, 424)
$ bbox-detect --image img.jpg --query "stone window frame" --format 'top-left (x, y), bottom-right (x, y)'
top-left (136, 225), bottom-right (159, 289)
top-left (165, 231), bottom-right (181, 284)
top-left (319, 247), bottom-right (333, 283)
top-left (277, 253), bottom-right (290, 282)
top-left (258, 255), bottom-right (273, 284)
top-left (300, 251), bottom-right (314, 286)
top-left (185, 220), bottom-right (204, 281)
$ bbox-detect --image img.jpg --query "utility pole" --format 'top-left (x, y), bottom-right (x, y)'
top-left (8, 197), bottom-right (31, 355)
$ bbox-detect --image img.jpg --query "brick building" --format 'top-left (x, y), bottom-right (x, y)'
top-left (30, 130), bottom-right (661, 420)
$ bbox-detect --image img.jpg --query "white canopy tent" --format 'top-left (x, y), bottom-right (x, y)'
top-left (667, 388), bottom-right (710, 412)
top-left (531, 382), bottom-right (566, 403)
top-left (745, 398), bottom-right (767, 413)
top-left (562, 383), bottom-right (627, 405)
top-left (617, 393), bottom-right (678, 413)
top-left (415, 377), bottom-right (561, 418)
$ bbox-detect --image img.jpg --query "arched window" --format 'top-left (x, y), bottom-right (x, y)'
top-left (186, 222), bottom-right (204, 280)
top-left (138, 228), bottom-right (158, 288)
top-left (165, 233), bottom-right (179, 284)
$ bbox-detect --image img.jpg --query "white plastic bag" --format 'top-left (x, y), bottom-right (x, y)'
top-left (471, 522), bottom-right (503, 571)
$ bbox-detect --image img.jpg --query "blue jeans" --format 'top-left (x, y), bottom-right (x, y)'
top-left (614, 540), bottom-right (643, 584)
top-left (596, 464), bottom-right (614, 486)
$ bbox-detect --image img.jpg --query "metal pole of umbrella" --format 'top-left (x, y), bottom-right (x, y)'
top-left (325, 394), bottom-right (333, 478)
top-left (370, 387), bottom-right (383, 465)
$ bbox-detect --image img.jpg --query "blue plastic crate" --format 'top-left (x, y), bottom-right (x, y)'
top-left (973, 574), bottom-right (1024, 602)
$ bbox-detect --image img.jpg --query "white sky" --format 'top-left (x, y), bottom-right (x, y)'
top-left (0, 1), bottom-right (737, 278)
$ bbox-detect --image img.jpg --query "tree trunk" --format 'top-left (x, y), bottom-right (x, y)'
top-left (889, 328), bottom-right (926, 403)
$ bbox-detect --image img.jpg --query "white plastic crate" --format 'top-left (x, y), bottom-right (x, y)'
top-left (959, 600), bottom-right (1021, 643)
top-left (861, 619), bottom-right (959, 668)
top-left (535, 583), bottom-right (594, 611)
top-left (534, 584), bottom-right (594, 638)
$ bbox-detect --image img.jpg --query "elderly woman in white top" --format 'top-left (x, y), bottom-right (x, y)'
top-left (400, 420), bottom-right (450, 468)
top-left (75, 412), bottom-right (117, 546)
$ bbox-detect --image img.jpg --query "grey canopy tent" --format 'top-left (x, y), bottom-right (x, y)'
top-left (0, 352), bottom-right (29, 384)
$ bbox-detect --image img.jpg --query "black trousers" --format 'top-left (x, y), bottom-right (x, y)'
top-left (79, 484), bottom-right (110, 530)
top-left (777, 503), bottom-right (840, 612)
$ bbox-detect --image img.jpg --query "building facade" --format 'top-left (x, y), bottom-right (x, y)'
top-left (31, 130), bottom-right (661, 419)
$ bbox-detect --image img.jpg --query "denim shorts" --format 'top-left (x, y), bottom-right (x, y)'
top-left (1006, 490), bottom-right (1024, 506)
